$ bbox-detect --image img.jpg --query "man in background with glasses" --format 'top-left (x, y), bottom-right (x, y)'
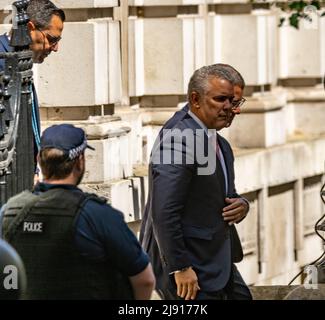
top-left (224, 65), bottom-right (246, 128)
top-left (0, 0), bottom-right (65, 68)
top-left (0, 0), bottom-right (65, 182)
top-left (27, 1), bottom-right (64, 64)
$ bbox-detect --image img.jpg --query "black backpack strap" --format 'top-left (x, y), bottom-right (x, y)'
top-left (71, 192), bottom-right (107, 228)
top-left (83, 193), bottom-right (107, 204)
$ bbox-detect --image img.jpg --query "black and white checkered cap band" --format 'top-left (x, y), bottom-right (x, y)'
top-left (68, 139), bottom-right (88, 160)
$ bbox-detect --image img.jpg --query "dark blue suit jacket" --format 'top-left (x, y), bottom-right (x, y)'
top-left (0, 34), bottom-right (40, 170)
top-left (140, 105), bottom-right (247, 293)
top-left (0, 34), bottom-right (11, 70)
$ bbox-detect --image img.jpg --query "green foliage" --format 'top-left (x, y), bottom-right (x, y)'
top-left (288, 1), bottom-right (308, 11)
top-left (310, 1), bottom-right (321, 10)
top-left (289, 12), bottom-right (300, 28)
top-left (251, 0), bottom-right (324, 29)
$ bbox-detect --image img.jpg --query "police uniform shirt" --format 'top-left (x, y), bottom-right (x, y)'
top-left (34, 183), bottom-right (150, 277)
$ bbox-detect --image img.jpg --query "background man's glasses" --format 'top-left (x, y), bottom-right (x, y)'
top-left (37, 28), bottom-right (61, 47)
top-left (231, 97), bottom-right (246, 109)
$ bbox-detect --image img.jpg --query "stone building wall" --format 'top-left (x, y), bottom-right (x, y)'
top-left (0, 0), bottom-right (324, 286)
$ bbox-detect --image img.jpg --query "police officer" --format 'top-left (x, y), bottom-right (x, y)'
top-left (0, 124), bottom-right (155, 300)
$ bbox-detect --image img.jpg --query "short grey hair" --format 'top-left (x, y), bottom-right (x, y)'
top-left (187, 63), bottom-right (244, 103)
top-left (218, 63), bottom-right (245, 89)
top-left (27, 0), bottom-right (65, 30)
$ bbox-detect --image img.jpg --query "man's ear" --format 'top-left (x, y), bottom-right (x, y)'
top-left (76, 153), bottom-right (85, 171)
top-left (190, 91), bottom-right (200, 109)
top-left (27, 21), bottom-right (36, 31)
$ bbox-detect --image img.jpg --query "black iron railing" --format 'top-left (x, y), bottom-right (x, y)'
top-left (0, 0), bottom-right (34, 206)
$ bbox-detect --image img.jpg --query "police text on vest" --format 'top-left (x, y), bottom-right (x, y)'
top-left (23, 222), bottom-right (43, 233)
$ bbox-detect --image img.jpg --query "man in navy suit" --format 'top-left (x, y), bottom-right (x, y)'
top-left (0, 0), bottom-right (65, 181)
top-left (140, 64), bottom-right (252, 300)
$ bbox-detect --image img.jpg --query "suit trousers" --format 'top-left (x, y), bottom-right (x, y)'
top-left (158, 264), bottom-right (252, 300)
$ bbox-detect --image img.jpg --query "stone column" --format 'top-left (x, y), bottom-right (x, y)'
top-left (128, 1), bottom-right (206, 163)
top-left (278, 11), bottom-right (324, 86)
top-left (207, 5), bottom-right (278, 87)
top-left (207, 3), bottom-right (283, 147)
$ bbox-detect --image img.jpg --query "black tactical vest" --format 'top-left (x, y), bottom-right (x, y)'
top-left (2, 188), bottom-right (134, 300)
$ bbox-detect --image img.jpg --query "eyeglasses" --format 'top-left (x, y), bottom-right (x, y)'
top-left (231, 97), bottom-right (246, 109)
top-left (37, 28), bottom-right (62, 47)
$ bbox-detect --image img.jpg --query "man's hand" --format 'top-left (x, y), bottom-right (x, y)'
top-left (174, 267), bottom-right (200, 300)
top-left (222, 197), bottom-right (248, 225)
